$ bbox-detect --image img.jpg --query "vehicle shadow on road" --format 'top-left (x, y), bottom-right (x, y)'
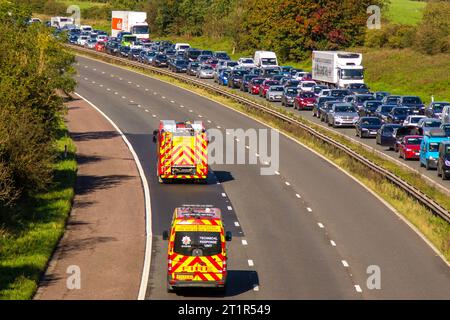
top-left (213, 170), bottom-right (234, 184)
top-left (70, 130), bottom-right (120, 142)
top-left (75, 174), bottom-right (134, 195)
top-left (174, 270), bottom-right (259, 298)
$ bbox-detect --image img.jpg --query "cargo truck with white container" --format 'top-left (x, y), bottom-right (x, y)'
top-left (312, 51), bottom-right (365, 88)
top-left (111, 11), bottom-right (149, 39)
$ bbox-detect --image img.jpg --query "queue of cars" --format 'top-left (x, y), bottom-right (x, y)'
top-left (69, 33), bottom-right (450, 180)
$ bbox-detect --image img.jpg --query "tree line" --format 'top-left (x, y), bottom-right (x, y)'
top-left (0, 0), bottom-right (75, 208)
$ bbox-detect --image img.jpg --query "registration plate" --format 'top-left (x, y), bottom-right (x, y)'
top-left (175, 274), bottom-right (194, 280)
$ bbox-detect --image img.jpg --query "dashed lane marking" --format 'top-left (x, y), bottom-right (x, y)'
top-left (355, 285), bottom-right (362, 293)
top-left (242, 240), bottom-right (248, 246)
top-left (342, 260), bottom-right (349, 267)
top-left (318, 222), bottom-right (324, 228)
top-left (296, 194), bottom-right (301, 198)
top-left (307, 207), bottom-right (312, 212)
top-left (248, 260), bottom-right (254, 267)
top-left (330, 240), bottom-right (336, 247)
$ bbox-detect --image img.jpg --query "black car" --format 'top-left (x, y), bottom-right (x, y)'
top-left (213, 51), bottom-right (230, 61)
top-left (152, 53), bottom-right (168, 67)
top-left (374, 104), bottom-right (396, 122)
top-left (382, 95), bottom-right (401, 105)
top-left (437, 141), bottom-right (450, 180)
top-left (312, 85), bottom-right (329, 96)
top-left (329, 89), bottom-right (351, 100)
top-left (186, 62), bottom-right (200, 76)
top-left (68, 34), bottom-right (79, 44)
top-left (346, 83), bottom-right (370, 94)
top-left (320, 100), bottom-right (340, 123)
top-left (201, 50), bottom-right (213, 57)
top-left (355, 117), bottom-right (383, 138)
top-left (228, 69), bottom-right (248, 89)
top-left (387, 107), bottom-right (411, 124)
top-left (184, 48), bottom-right (202, 61)
top-left (240, 74), bottom-right (257, 92)
top-left (281, 87), bottom-right (299, 107)
top-left (105, 41), bottom-right (120, 55)
top-left (353, 94), bottom-right (376, 111)
top-left (424, 102), bottom-right (450, 119)
top-left (359, 100), bottom-right (383, 117)
top-left (376, 124), bottom-right (402, 146)
top-left (398, 96), bottom-right (425, 114)
top-left (313, 96), bottom-right (337, 117)
top-left (119, 46), bottom-right (131, 58)
top-left (284, 79), bottom-right (300, 88)
top-left (129, 48), bottom-right (142, 60)
top-left (170, 59), bottom-right (188, 73)
top-left (373, 91), bottom-right (390, 100)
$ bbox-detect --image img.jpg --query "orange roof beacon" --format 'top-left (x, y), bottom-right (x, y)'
top-left (162, 205), bottom-right (232, 293)
top-left (153, 120), bottom-right (208, 183)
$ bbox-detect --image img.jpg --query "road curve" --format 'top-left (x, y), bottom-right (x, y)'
top-left (74, 55), bottom-right (450, 299)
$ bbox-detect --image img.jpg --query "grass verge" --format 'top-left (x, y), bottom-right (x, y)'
top-left (385, 0), bottom-right (426, 25)
top-left (70, 48), bottom-right (450, 261)
top-left (0, 121), bottom-right (77, 300)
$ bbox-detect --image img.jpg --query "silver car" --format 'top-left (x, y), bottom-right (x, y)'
top-left (327, 103), bottom-right (359, 127)
top-left (196, 65), bottom-right (214, 79)
top-left (266, 85), bottom-right (284, 102)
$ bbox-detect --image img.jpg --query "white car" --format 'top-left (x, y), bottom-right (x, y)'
top-left (96, 35), bottom-right (108, 42)
top-left (318, 89), bottom-right (331, 97)
top-left (298, 81), bottom-right (317, 92)
top-left (294, 71), bottom-right (310, 80)
top-left (77, 35), bottom-right (89, 46)
top-left (403, 115), bottom-right (426, 127)
top-left (238, 57), bottom-right (256, 68)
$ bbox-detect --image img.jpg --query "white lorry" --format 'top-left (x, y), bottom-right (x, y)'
top-left (50, 16), bottom-right (74, 29)
top-left (312, 51), bottom-right (364, 88)
top-left (111, 11), bottom-right (149, 39)
top-left (254, 51), bottom-right (278, 69)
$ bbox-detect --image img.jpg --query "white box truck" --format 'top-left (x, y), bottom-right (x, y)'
top-left (111, 11), bottom-right (149, 39)
top-left (312, 51), bottom-right (364, 88)
top-left (50, 16), bottom-right (74, 29)
top-left (254, 51), bottom-right (278, 69)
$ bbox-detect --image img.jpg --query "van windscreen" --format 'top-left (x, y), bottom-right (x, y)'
top-left (174, 232), bottom-right (222, 256)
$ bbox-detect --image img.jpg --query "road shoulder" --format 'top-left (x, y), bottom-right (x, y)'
top-left (34, 96), bottom-right (145, 300)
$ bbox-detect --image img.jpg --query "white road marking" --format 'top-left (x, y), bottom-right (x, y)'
top-left (342, 260), bottom-right (349, 267)
top-left (84, 77), bottom-right (88, 80)
top-left (153, 92), bottom-right (157, 95)
top-left (107, 88), bottom-right (111, 91)
top-left (245, 146), bottom-right (249, 149)
top-left (93, 68), bottom-right (96, 71)
top-left (307, 207), bottom-right (312, 212)
top-left (207, 120), bottom-right (211, 123)
top-left (114, 92), bottom-right (118, 95)
top-left (242, 240), bottom-right (248, 246)
top-left (255, 153), bottom-right (259, 157)
top-left (264, 161), bottom-right (269, 165)
top-left (122, 96), bottom-right (126, 99)
top-left (152, 114), bottom-right (157, 118)
top-left (136, 85), bottom-right (140, 88)
top-left (318, 222), bottom-right (324, 228)
top-left (234, 221), bottom-right (240, 227)
top-left (145, 88), bottom-right (149, 91)
top-left (102, 71), bottom-right (105, 74)
top-left (189, 110), bottom-right (193, 113)
top-left (99, 84), bottom-right (103, 87)
top-left (226, 131), bottom-right (230, 135)
top-left (285, 181), bottom-right (290, 186)
top-left (221, 193), bottom-right (227, 197)
top-left (355, 285), bottom-right (362, 293)
top-left (119, 77), bottom-right (123, 80)
top-left (92, 81), bottom-right (96, 84)
top-left (198, 115), bottom-right (203, 118)
top-left (296, 194), bottom-right (301, 198)
top-left (227, 206), bottom-right (232, 211)
top-left (145, 110), bottom-right (149, 112)
top-left (170, 100), bottom-right (175, 103)
top-left (128, 81), bottom-right (132, 84)
top-left (216, 126), bottom-right (221, 129)
top-left (253, 285), bottom-right (259, 291)
top-left (330, 240), bottom-right (336, 246)
top-left (248, 260), bottom-right (254, 267)
top-left (180, 105), bottom-right (184, 108)
top-left (84, 66), bottom-right (88, 68)
top-left (161, 96), bottom-right (166, 99)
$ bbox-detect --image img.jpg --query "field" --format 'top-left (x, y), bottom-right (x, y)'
top-left (0, 123), bottom-right (77, 300)
top-left (385, 0), bottom-right (426, 25)
top-left (56, 0), bottom-right (107, 9)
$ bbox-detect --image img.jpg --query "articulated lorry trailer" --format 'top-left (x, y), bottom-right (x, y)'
top-left (312, 51), bottom-right (365, 88)
top-left (111, 11), bottom-right (149, 39)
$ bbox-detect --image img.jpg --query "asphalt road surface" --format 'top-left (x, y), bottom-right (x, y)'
top-left (74, 55), bottom-right (450, 299)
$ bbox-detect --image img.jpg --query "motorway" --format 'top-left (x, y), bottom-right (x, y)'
top-left (75, 55), bottom-right (450, 299)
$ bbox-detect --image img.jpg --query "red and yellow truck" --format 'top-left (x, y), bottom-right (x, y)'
top-left (162, 206), bottom-right (232, 292)
top-left (153, 120), bottom-right (208, 183)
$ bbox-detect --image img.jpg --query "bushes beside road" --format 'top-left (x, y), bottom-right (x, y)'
top-left (0, 1), bottom-right (77, 299)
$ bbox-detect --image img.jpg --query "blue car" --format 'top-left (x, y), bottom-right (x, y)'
top-left (419, 130), bottom-right (450, 169)
top-left (218, 70), bottom-right (230, 86)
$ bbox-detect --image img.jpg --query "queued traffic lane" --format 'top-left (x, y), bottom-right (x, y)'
top-left (75, 55), bottom-right (450, 299)
top-left (193, 75), bottom-right (450, 190)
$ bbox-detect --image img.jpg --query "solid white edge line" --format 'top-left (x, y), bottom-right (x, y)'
top-left (74, 93), bottom-right (152, 300)
top-left (75, 54), bottom-right (450, 268)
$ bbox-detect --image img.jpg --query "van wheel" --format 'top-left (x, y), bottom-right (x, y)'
top-left (425, 160), bottom-right (431, 170)
top-left (443, 173), bottom-right (448, 181)
top-left (420, 161), bottom-right (424, 168)
top-left (167, 282), bottom-right (175, 293)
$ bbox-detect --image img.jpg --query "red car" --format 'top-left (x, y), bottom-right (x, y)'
top-left (248, 78), bottom-right (264, 95)
top-left (398, 135), bottom-right (422, 160)
top-left (205, 58), bottom-right (219, 69)
top-left (259, 80), bottom-right (279, 97)
top-left (294, 92), bottom-right (317, 110)
top-left (95, 41), bottom-right (105, 52)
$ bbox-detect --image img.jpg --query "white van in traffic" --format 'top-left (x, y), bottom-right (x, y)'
top-left (254, 51), bottom-right (278, 69)
top-left (175, 43), bottom-right (191, 52)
